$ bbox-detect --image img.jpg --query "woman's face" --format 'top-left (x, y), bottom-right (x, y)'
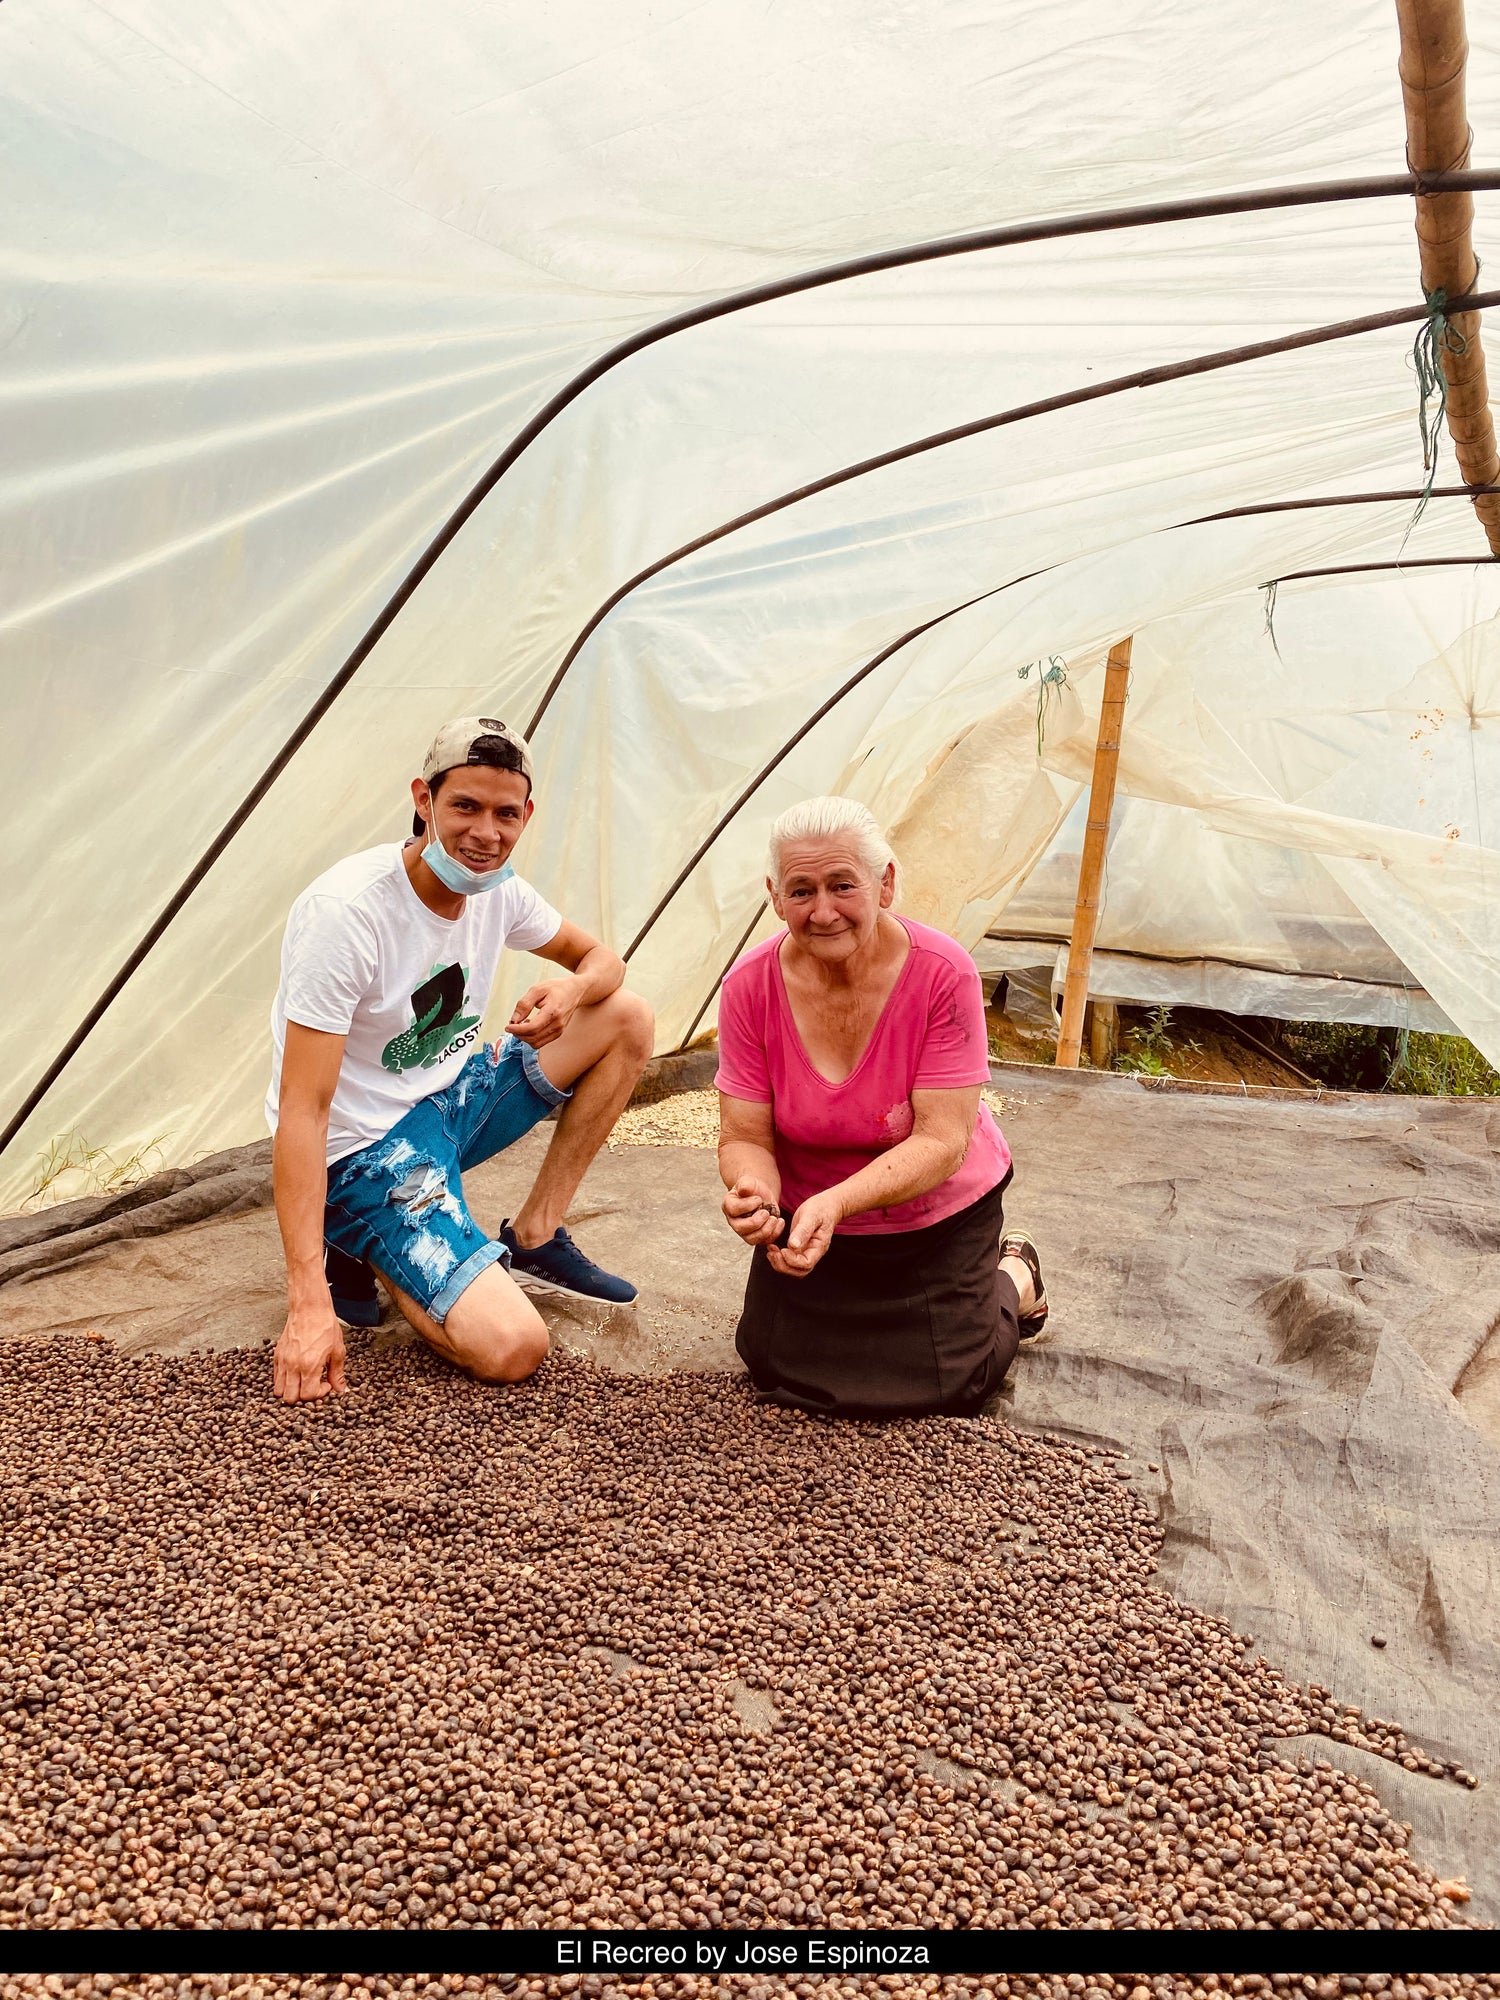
top-left (770, 838), bottom-right (894, 965)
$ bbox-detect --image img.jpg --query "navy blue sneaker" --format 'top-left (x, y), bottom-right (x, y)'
top-left (498, 1221), bottom-right (638, 1305)
top-left (325, 1242), bottom-right (382, 1328)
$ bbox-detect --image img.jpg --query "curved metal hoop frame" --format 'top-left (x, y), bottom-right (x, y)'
top-left (524, 292), bottom-right (1500, 735)
top-left (6, 172), bottom-right (1500, 1152)
top-left (653, 543), bottom-right (1500, 1047)
top-left (620, 492), bottom-right (1500, 968)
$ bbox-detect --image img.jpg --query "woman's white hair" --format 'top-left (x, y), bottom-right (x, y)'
top-left (767, 795), bottom-right (902, 902)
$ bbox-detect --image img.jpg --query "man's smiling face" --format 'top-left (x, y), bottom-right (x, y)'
top-left (415, 764), bottom-right (534, 875)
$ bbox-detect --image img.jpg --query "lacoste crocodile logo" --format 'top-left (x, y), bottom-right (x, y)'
top-left (381, 962), bottom-right (480, 1073)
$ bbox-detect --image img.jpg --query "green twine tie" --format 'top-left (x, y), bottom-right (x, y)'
top-left (1402, 282), bottom-right (1472, 551)
top-left (1017, 654), bottom-right (1068, 755)
top-left (1261, 579), bottom-right (1284, 662)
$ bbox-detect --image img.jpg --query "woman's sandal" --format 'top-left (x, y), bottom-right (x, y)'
top-left (999, 1228), bottom-right (1050, 1347)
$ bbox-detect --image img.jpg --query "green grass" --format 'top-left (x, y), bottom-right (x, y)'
top-left (24, 1131), bottom-right (168, 1210)
top-left (1115, 1005), bottom-right (1197, 1077)
top-left (1105, 1008), bottom-right (1497, 1097)
top-left (1268, 1021), bottom-right (1500, 1096)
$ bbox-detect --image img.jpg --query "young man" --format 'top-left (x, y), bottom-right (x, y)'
top-left (266, 717), bottom-right (654, 1405)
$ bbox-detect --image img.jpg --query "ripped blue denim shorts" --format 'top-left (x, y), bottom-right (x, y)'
top-left (323, 1037), bottom-right (570, 1323)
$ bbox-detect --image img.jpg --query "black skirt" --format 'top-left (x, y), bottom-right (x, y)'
top-left (734, 1170), bottom-right (1018, 1419)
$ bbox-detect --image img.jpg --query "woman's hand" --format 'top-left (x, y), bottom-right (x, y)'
top-left (768, 1189), bottom-right (844, 1278)
top-left (722, 1175), bottom-right (785, 1247)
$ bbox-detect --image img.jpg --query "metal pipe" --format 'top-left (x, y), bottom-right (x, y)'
top-left (1272, 555), bottom-right (1500, 580)
top-left (526, 288), bottom-right (1500, 735)
top-left (1189, 480), bottom-right (1500, 522)
top-left (7, 268), bottom-right (1500, 1158)
top-left (676, 901), bottom-right (770, 1053)
top-left (623, 493), bottom-right (1499, 974)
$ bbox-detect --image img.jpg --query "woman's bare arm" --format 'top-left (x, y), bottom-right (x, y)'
top-left (832, 1084), bottom-right (979, 1218)
top-left (771, 1085), bottom-right (980, 1277)
top-left (717, 1092), bottom-right (785, 1247)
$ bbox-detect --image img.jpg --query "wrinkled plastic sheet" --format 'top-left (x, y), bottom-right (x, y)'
top-left (971, 939), bottom-right (1458, 1035)
top-left (6, 3), bottom-right (1500, 1199)
top-left (1049, 947), bottom-right (1459, 1035)
top-left (995, 1064), bottom-right (1500, 1920)
top-left (0, 1141), bottom-right (272, 1287)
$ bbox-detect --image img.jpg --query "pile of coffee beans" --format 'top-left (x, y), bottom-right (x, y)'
top-left (0, 1336), bottom-right (1474, 1930)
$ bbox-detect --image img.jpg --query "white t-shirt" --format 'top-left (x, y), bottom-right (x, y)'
top-left (265, 842), bottom-right (562, 1165)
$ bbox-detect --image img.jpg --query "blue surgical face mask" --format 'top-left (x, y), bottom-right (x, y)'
top-left (422, 824), bottom-right (515, 897)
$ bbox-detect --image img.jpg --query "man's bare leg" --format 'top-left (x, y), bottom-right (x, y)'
top-left (509, 988), bottom-right (654, 1251)
top-left (376, 1259), bottom-right (549, 1383)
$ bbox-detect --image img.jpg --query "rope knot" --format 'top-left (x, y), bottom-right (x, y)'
top-left (1017, 654), bottom-right (1069, 754)
top-left (1402, 278), bottom-right (1476, 550)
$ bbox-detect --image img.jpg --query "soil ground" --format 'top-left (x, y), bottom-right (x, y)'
top-left (986, 997), bottom-right (1319, 1091)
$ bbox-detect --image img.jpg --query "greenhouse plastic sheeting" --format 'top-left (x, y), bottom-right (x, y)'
top-left (944, 572), bottom-right (1500, 1031)
top-left (1005, 797), bottom-right (1467, 997)
top-left (4, 1), bottom-right (1500, 1199)
top-left (971, 937), bottom-right (1457, 1037)
top-left (1049, 951), bottom-right (1458, 1037)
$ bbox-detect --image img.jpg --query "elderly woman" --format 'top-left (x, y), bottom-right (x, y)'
top-left (715, 796), bottom-right (1048, 1418)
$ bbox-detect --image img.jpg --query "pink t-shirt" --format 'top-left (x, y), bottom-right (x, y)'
top-left (714, 917), bottom-right (1011, 1235)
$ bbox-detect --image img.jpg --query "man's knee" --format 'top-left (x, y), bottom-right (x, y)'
top-left (606, 986), bottom-right (655, 1063)
top-left (445, 1282), bottom-right (549, 1384)
top-left (462, 1311), bottom-right (549, 1384)
top-left (468, 1319), bottom-right (549, 1384)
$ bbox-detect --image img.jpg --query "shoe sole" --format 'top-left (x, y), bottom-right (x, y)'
top-left (509, 1267), bottom-right (638, 1307)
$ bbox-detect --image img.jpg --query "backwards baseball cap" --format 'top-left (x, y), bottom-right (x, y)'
top-left (421, 715), bottom-right (534, 787)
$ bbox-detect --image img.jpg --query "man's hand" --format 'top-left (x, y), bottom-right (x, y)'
top-left (505, 974), bottom-right (585, 1050)
top-left (767, 1189), bottom-right (843, 1279)
top-left (273, 1301), bottom-right (348, 1403)
top-left (722, 1174), bottom-right (785, 1247)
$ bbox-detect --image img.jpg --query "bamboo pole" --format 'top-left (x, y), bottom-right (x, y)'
top-left (1396, 0), bottom-right (1500, 553)
top-left (1056, 637), bottom-right (1133, 1069)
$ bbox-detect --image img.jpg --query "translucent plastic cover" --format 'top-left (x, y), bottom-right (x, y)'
top-left (3, 2), bottom-right (1499, 1197)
